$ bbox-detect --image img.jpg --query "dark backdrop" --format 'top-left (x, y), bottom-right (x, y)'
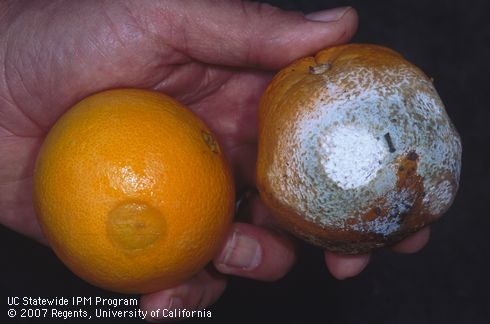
top-left (2, 1), bottom-right (489, 323)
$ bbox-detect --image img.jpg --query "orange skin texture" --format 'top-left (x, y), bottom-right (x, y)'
top-left (257, 44), bottom-right (461, 254)
top-left (33, 89), bottom-right (235, 294)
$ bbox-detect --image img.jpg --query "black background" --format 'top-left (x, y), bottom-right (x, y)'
top-left (2, 0), bottom-right (489, 323)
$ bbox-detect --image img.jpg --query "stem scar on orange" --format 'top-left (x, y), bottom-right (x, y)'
top-left (33, 89), bottom-right (235, 294)
top-left (256, 44), bottom-right (461, 254)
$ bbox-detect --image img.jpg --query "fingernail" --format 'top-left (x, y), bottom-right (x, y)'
top-left (306, 6), bottom-right (352, 22)
top-left (218, 230), bottom-right (262, 270)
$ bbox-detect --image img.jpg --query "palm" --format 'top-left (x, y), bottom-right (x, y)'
top-left (0, 3), bottom-right (267, 242)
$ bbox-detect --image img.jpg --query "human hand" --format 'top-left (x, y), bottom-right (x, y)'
top-left (0, 0), bottom-right (429, 321)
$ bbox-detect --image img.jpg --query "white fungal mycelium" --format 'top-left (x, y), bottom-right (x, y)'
top-left (319, 125), bottom-right (388, 190)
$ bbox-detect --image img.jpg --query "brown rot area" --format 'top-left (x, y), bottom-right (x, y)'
top-left (201, 130), bottom-right (220, 154)
top-left (360, 207), bottom-right (379, 223)
top-left (361, 151), bottom-right (426, 229)
top-left (396, 152), bottom-right (423, 193)
top-left (394, 151), bottom-right (424, 219)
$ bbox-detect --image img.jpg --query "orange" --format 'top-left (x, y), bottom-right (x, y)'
top-left (256, 44), bottom-right (461, 254)
top-left (33, 89), bottom-right (235, 293)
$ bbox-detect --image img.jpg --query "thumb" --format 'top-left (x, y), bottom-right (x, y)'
top-left (138, 0), bottom-right (358, 69)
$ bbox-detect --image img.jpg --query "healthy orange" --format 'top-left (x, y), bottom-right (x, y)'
top-left (256, 44), bottom-right (461, 254)
top-left (33, 89), bottom-right (235, 293)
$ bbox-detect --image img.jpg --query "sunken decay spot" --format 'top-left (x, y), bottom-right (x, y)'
top-left (319, 125), bottom-right (388, 190)
top-left (107, 202), bottom-right (165, 250)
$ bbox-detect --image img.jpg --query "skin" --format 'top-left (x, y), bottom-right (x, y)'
top-left (0, 0), bottom-right (430, 321)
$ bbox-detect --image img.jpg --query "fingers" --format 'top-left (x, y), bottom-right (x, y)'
top-left (213, 222), bottom-right (296, 281)
top-left (140, 269), bottom-right (227, 322)
top-left (391, 226), bottom-right (431, 253)
top-left (135, 0), bottom-right (358, 68)
top-left (325, 227), bottom-right (431, 280)
top-left (212, 191), bottom-right (296, 281)
top-left (324, 252), bottom-right (371, 280)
